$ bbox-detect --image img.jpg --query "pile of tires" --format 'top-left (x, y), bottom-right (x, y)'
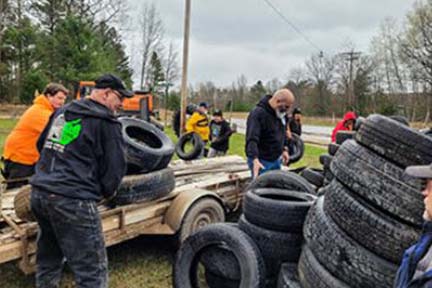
top-left (298, 114), bottom-right (431, 288)
top-left (119, 117), bottom-right (175, 174)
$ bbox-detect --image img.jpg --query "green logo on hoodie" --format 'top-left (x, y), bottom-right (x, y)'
top-left (44, 114), bottom-right (82, 152)
top-left (52, 118), bottom-right (82, 146)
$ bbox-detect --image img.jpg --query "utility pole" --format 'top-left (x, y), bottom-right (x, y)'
top-left (339, 51), bottom-right (361, 108)
top-left (180, 0), bottom-right (191, 134)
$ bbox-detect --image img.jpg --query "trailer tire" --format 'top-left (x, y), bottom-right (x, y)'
top-left (243, 189), bottom-right (316, 233)
top-left (14, 185), bottom-right (35, 222)
top-left (178, 197), bottom-right (225, 243)
top-left (300, 168), bottom-right (324, 188)
top-left (120, 117), bottom-right (174, 174)
top-left (304, 197), bottom-right (398, 288)
top-left (288, 133), bottom-right (304, 164)
top-left (331, 140), bottom-right (424, 226)
top-left (298, 246), bottom-right (349, 288)
top-left (248, 170), bottom-right (315, 195)
top-left (111, 168), bottom-right (175, 206)
top-left (238, 215), bottom-right (303, 277)
top-left (175, 132), bottom-right (205, 161)
top-left (174, 223), bottom-right (266, 288)
top-left (356, 114), bottom-right (432, 167)
top-left (323, 180), bottom-right (420, 263)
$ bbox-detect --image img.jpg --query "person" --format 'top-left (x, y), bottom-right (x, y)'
top-left (1, 83), bottom-right (68, 189)
top-left (208, 109), bottom-right (232, 158)
top-left (289, 107), bottom-right (302, 136)
top-left (185, 102), bottom-right (210, 143)
top-left (394, 163), bottom-right (432, 288)
top-left (245, 89), bottom-right (295, 178)
top-left (30, 74), bottom-right (133, 288)
top-left (331, 111), bottom-right (357, 142)
top-left (172, 104), bottom-right (196, 138)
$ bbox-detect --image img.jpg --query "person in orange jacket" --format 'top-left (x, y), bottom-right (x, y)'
top-left (2, 83), bottom-right (68, 188)
top-left (331, 111), bottom-right (357, 143)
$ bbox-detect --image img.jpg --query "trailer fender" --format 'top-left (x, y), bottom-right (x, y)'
top-left (164, 188), bottom-right (224, 233)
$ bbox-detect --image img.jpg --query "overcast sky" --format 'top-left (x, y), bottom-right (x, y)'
top-left (126, 0), bottom-right (414, 88)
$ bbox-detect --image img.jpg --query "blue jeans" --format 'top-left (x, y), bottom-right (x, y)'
top-left (247, 157), bottom-right (282, 178)
top-left (31, 189), bottom-right (107, 288)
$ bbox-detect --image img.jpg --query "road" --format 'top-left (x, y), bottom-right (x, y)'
top-left (230, 118), bottom-right (332, 146)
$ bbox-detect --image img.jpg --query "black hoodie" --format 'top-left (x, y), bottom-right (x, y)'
top-left (30, 98), bottom-right (126, 201)
top-left (245, 95), bottom-right (289, 161)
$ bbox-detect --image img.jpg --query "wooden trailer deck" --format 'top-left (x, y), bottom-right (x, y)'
top-left (0, 155), bottom-right (251, 274)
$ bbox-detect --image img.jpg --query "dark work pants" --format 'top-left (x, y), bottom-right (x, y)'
top-left (1, 159), bottom-right (34, 189)
top-left (30, 189), bottom-right (108, 288)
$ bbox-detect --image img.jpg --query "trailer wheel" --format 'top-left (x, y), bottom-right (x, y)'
top-left (178, 197), bottom-right (225, 243)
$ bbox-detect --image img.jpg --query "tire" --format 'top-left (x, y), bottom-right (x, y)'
top-left (323, 179), bottom-right (420, 264)
top-left (331, 140), bottom-right (424, 226)
top-left (174, 223), bottom-right (266, 288)
top-left (14, 185), bottom-right (35, 222)
top-left (111, 168), bottom-right (175, 206)
top-left (248, 170), bottom-right (315, 195)
top-left (178, 198), bottom-right (225, 243)
top-left (277, 263), bottom-right (301, 288)
top-left (300, 168), bottom-right (324, 188)
top-left (335, 131), bottom-right (355, 145)
top-left (389, 115), bottom-right (410, 126)
top-left (298, 246), bottom-right (349, 288)
top-left (243, 189), bottom-right (316, 233)
top-left (328, 143), bottom-right (340, 156)
top-left (120, 117), bottom-right (175, 174)
top-left (304, 197), bottom-right (398, 288)
top-left (354, 116), bottom-right (366, 131)
top-left (288, 133), bottom-right (304, 164)
top-left (175, 132), bottom-right (204, 161)
top-left (356, 114), bottom-right (432, 167)
top-left (238, 215), bottom-right (303, 277)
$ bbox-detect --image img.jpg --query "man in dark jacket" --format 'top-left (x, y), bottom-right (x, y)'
top-left (245, 89), bottom-right (295, 178)
top-left (208, 109), bottom-right (232, 157)
top-left (30, 74), bottom-right (133, 288)
top-left (289, 107), bottom-right (302, 136)
top-left (394, 163), bottom-right (432, 288)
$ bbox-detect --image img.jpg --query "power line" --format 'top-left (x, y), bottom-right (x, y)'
top-left (262, 0), bottom-right (322, 53)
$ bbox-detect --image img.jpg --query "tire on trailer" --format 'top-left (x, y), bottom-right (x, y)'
top-left (111, 168), bottom-right (175, 206)
top-left (248, 170), bottom-right (315, 195)
top-left (356, 114), bottom-right (432, 167)
top-left (300, 168), bottom-right (324, 188)
top-left (323, 179), bottom-right (420, 264)
top-left (178, 197), bottom-right (225, 243)
top-left (238, 215), bottom-right (303, 277)
top-left (288, 133), bottom-right (304, 164)
top-left (175, 132), bottom-right (204, 161)
top-left (304, 197), bottom-right (398, 288)
top-left (174, 223), bottom-right (266, 288)
top-left (335, 131), bottom-right (355, 145)
top-left (243, 189), bottom-right (316, 233)
top-left (120, 117), bottom-right (175, 174)
top-left (14, 185), bottom-right (35, 222)
top-left (328, 143), bottom-right (340, 156)
top-left (298, 245), bottom-right (349, 288)
top-left (331, 140), bottom-right (424, 226)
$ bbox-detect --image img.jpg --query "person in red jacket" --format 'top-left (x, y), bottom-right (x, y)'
top-left (331, 111), bottom-right (357, 143)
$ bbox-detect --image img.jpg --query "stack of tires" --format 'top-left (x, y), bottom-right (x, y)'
top-left (112, 118), bottom-right (176, 206)
top-left (298, 114), bottom-right (431, 288)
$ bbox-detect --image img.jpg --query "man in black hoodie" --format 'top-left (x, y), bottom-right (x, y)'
top-left (245, 89), bottom-right (295, 178)
top-left (30, 74), bottom-right (133, 288)
top-left (208, 109), bottom-right (232, 157)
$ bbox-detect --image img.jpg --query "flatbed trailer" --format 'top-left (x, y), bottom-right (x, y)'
top-left (0, 156), bottom-right (251, 274)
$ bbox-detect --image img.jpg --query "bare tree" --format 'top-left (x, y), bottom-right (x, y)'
top-left (138, 2), bottom-right (164, 90)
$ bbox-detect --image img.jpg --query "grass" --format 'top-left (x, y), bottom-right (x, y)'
top-left (0, 119), bottom-right (325, 288)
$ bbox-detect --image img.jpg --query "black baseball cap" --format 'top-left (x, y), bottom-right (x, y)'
top-left (406, 164), bottom-right (432, 179)
top-left (199, 102), bottom-right (209, 108)
top-left (95, 74), bottom-right (133, 98)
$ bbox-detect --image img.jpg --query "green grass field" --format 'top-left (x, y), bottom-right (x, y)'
top-left (0, 119), bottom-right (325, 288)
